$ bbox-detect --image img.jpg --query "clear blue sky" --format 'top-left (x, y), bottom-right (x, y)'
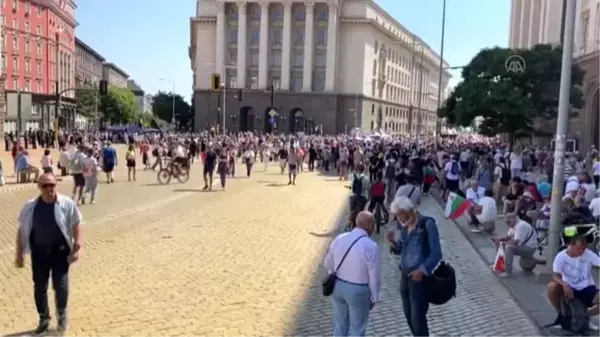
top-left (75, 0), bottom-right (510, 99)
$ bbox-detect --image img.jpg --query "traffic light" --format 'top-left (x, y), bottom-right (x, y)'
top-left (237, 89), bottom-right (243, 101)
top-left (99, 80), bottom-right (108, 95)
top-left (211, 73), bottom-right (221, 91)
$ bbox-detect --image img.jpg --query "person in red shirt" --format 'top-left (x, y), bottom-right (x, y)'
top-left (368, 172), bottom-right (389, 220)
top-left (139, 141), bottom-right (150, 169)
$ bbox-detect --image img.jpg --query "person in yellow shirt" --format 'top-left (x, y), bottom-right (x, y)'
top-left (125, 144), bottom-right (136, 181)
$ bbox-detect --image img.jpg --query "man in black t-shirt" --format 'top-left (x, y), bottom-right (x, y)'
top-left (203, 145), bottom-right (217, 190)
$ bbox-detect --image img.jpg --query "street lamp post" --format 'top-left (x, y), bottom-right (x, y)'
top-left (546, 0), bottom-right (577, 273)
top-left (435, 0), bottom-right (447, 149)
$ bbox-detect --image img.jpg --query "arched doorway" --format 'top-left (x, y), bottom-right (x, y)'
top-left (239, 106), bottom-right (255, 132)
top-left (376, 107), bottom-right (383, 131)
top-left (289, 108), bottom-right (304, 133)
top-left (264, 107), bottom-right (278, 134)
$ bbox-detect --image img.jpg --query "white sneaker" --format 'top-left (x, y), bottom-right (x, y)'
top-left (589, 321), bottom-right (599, 331)
top-left (471, 227), bottom-right (482, 233)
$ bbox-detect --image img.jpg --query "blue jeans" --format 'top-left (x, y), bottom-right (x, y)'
top-left (400, 271), bottom-right (430, 336)
top-left (332, 278), bottom-right (371, 336)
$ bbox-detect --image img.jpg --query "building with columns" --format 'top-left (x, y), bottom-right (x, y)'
top-left (509, 0), bottom-right (599, 150)
top-left (190, 0), bottom-right (451, 134)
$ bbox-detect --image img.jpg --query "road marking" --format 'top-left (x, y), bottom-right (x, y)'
top-left (0, 190), bottom-right (195, 255)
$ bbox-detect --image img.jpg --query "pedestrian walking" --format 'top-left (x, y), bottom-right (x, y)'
top-left (388, 196), bottom-right (443, 337)
top-left (15, 173), bottom-right (83, 334)
top-left (323, 211), bottom-right (381, 336)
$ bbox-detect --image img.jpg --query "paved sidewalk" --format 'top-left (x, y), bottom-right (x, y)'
top-left (303, 196), bottom-right (541, 336)
top-left (433, 192), bottom-right (600, 336)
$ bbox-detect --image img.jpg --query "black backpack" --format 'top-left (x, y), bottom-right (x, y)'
top-left (351, 174), bottom-right (363, 196)
top-left (544, 298), bottom-right (589, 334)
top-left (498, 165), bottom-right (511, 186)
top-left (418, 216), bottom-right (457, 305)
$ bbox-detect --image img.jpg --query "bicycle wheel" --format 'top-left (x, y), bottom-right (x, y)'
top-left (176, 167), bottom-right (190, 183)
top-left (374, 205), bottom-right (382, 234)
top-left (157, 169), bottom-right (172, 185)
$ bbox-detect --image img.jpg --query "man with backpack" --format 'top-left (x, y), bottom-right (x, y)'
top-left (387, 196), bottom-right (445, 337)
top-left (348, 164), bottom-right (370, 229)
top-left (443, 155), bottom-right (461, 200)
top-left (547, 235), bottom-right (600, 332)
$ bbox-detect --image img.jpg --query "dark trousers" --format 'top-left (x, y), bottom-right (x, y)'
top-left (400, 271), bottom-right (430, 337)
top-left (31, 245), bottom-right (70, 319)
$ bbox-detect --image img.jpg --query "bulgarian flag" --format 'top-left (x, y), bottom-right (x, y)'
top-left (445, 192), bottom-right (473, 220)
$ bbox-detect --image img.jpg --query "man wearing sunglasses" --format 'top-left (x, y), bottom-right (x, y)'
top-left (14, 173), bottom-right (83, 334)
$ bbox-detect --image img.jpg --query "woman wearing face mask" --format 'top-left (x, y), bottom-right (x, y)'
top-left (386, 197), bottom-right (443, 337)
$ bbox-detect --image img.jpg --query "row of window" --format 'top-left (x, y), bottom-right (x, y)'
top-left (227, 27), bottom-right (328, 46)
top-left (226, 48), bottom-right (327, 68)
top-left (223, 72), bottom-right (326, 92)
top-left (227, 5), bottom-right (329, 22)
top-left (2, 2), bottom-right (74, 36)
top-left (8, 76), bottom-right (43, 93)
top-left (2, 0), bottom-right (43, 16)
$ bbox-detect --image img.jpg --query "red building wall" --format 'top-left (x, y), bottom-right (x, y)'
top-left (2, 0), bottom-right (77, 97)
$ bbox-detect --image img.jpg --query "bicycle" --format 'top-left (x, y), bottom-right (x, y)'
top-left (372, 201), bottom-right (389, 234)
top-left (536, 222), bottom-right (599, 255)
top-left (157, 160), bottom-right (190, 185)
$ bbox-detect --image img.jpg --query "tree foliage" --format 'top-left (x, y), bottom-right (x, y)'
top-left (75, 88), bottom-right (99, 118)
top-left (438, 44), bottom-right (584, 144)
top-left (100, 86), bottom-right (137, 125)
top-left (152, 91), bottom-right (192, 130)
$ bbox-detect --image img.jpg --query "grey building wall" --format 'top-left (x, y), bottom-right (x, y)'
top-left (193, 90), bottom-right (365, 134)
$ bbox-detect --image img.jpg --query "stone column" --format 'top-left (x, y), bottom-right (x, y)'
top-left (258, 1), bottom-right (269, 89)
top-left (215, 1), bottom-right (226, 78)
top-left (324, 1), bottom-right (338, 92)
top-left (237, 1), bottom-right (248, 88)
top-left (281, 1), bottom-right (292, 90)
top-left (302, 1), bottom-right (315, 92)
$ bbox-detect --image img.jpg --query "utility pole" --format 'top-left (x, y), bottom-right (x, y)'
top-left (54, 32), bottom-right (60, 141)
top-left (16, 89), bottom-right (22, 134)
top-left (435, 0), bottom-right (447, 149)
top-left (546, 0), bottom-right (577, 272)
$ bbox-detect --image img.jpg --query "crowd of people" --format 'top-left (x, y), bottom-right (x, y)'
top-left (3, 127), bottom-right (600, 335)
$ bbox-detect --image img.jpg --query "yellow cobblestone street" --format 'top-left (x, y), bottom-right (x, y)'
top-left (0, 163), bottom-right (351, 336)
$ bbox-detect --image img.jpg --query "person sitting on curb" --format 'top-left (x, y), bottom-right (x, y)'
top-left (490, 213), bottom-right (537, 277)
top-left (15, 150), bottom-right (40, 183)
top-left (547, 235), bottom-right (600, 331)
top-left (466, 189), bottom-right (497, 234)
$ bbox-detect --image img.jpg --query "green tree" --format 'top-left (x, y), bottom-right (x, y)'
top-left (152, 91), bottom-right (192, 130)
top-left (75, 88), bottom-right (99, 118)
top-left (100, 86), bottom-right (137, 124)
top-left (437, 44), bottom-right (584, 148)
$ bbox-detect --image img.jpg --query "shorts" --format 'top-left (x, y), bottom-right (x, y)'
top-left (126, 159), bottom-right (136, 168)
top-left (288, 164), bottom-right (297, 173)
top-left (203, 165), bottom-right (214, 176)
top-left (573, 285), bottom-right (599, 307)
top-left (73, 173), bottom-right (85, 187)
top-left (103, 162), bottom-right (114, 173)
top-left (445, 178), bottom-right (459, 192)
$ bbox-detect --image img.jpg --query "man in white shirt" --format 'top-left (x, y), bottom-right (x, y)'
top-left (548, 235), bottom-right (600, 331)
top-left (443, 156), bottom-right (461, 198)
top-left (491, 213), bottom-right (537, 277)
top-left (324, 211), bottom-right (381, 337)
top-left (466, 179), bottom-right (486, 204)
top-left (394, 175), bottom-right (421, 206)
top-left (467, 189), bottom-right (497, 233)
top-left (589, 189), bottom-right (600, 220)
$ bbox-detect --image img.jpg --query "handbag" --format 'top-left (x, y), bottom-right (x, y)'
top-left (322, 235), bottom-right (366, 297)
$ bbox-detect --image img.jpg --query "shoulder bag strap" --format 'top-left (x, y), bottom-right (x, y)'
top-left (521, 227), bottom-right (535, 246)
top-left (408, 186), bottom-right (416, 198)
top-left (335, 235), bottom-right (366, 272)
